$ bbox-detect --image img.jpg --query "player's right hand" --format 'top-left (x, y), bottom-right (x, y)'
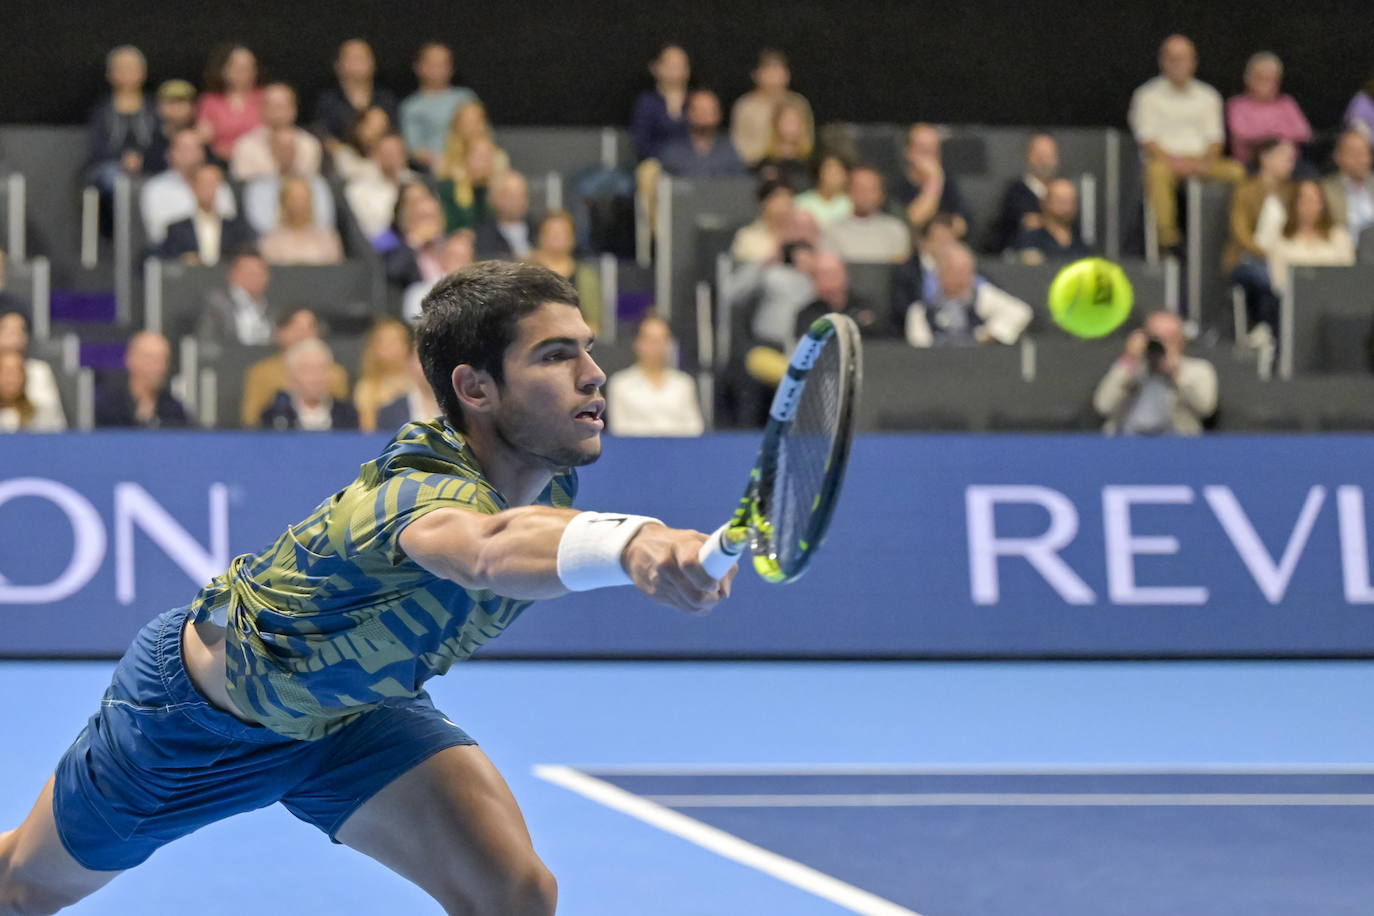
top-left (622, 524), bottom-right (735, 615)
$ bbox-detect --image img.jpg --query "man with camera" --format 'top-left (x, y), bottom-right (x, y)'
top-left (1093, 310), bottom-right (1217, 435)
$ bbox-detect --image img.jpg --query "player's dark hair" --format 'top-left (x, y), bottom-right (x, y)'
top-left (416, 261), bottom-right (580, 431)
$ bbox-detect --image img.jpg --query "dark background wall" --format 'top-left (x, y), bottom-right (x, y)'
top-left (3, 0), bottom-right (1370, 130)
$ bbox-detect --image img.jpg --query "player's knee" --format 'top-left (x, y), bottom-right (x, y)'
top-left (450, 859), bottom-right (557, 916)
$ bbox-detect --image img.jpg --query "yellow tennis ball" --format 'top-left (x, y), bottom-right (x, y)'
top-left (1047, 257), bottom-right (1134, 338)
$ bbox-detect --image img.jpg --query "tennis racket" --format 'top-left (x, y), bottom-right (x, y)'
top-left (697, 313), bottom-right (863, 583)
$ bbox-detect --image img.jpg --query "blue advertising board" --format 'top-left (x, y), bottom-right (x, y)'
top-left (2, 433), bottom-right (1374, 658)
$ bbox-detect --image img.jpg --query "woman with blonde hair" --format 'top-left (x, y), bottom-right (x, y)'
top-left (353, 318), bottom-right (415, 433)
top-left (259, 176), bottom-right (344, 265)
top-left (526, 211), bottom-right (603, 330)
top-left (437, 101), bottom-right (508, 181)
top-left (438, 135), bottom-right (506, 232)
top-left (754, 99), bottom-right (814, 192)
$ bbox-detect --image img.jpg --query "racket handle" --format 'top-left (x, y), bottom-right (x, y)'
top-left (698, 522), bottom-right (744, 580)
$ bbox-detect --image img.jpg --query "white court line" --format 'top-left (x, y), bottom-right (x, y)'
top-left (533, 764), bottom-right (924, 916)
top-left (642, 793), bottom-right (1374, 807)
top-left (570, 762), bottom-right (1374, 776)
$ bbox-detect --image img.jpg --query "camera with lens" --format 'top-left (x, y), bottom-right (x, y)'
top-left (1144, 336), bottom-right (1167, 373)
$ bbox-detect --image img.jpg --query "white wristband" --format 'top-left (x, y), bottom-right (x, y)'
top-left (556, 511), bottom-right (663, 591)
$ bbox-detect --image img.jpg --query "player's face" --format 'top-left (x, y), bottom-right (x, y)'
top-left (494, 302), bottom-right (606, 469)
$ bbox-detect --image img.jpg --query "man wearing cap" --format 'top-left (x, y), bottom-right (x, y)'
top-left (144, 79), bottom-right (201, 175)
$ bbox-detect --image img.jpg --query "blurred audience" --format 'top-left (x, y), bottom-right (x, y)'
top-left (1224, 138), bottom-right (1297, 346)
top-left (905, 244), bottom-right (1031, 348)
top-left (230, 83), bottom-right (322, 181)
top-left (606, 314), bottom-right (704, 437)
top-left (1226, 52), bottom-right (1312, 169)
top-left (258, 176), bottom-right (344, 265)
top-left (1343, 71), bottom-right (1374, 140)
top-left (243, 127), bottom-right (336, 233)
top-left (240, 308), bottom-right (348, 427)
top-left (0, 351), bottom-right (50, 433)
top-left (86, 46), bottom-right (157, 197)
top-left (823, 166), bottom-right (911, 263)
top-left (345, 132), bottom-right (418, 240)
top-left (402, 230), bottom-right (475, 324)
top-left (891, 214), bottom-right (962, 332)
top-left (143, 80), bottom-right (199, 175)
top-left (0, 310), bottom-right (65, 430)
top-left (332, 104), bottom-right (395, 183)
top-left (95, 331), bottom-right (189, 429)
top-left (401, 43), bottom-right (480, 169)
top-left (794, 153), bottom-right (852, 227)
top-left (1094, 311), bottom-right (1217, 436)
top-left (158, 163), bottom-right (256, 264)
top-left (439, 135), bottom-right (504, 232)
top-left (793, 251), bottom-right (887, 338)
top-left (994, 132), bottom-right (1059, 252)
top-left (1267, 180), bottom-right (1355, 293)
top-left (353, 319), bottom-right (414, 433)
top-left (526, 211), bottom-right (602, 329)
top-left (375, 350), bottom-right (440, 431)
top-left (260, 338), bottom-right (359, 431)
top-left (731, 50), bottom-right (814, 167)
top-left (896, 124), bottom-right (968, 235)
top-left (1011, 179), bottom-right (1090, 262)
top-left (731, 238), bottom-right (818, 351)
top-left (1130, 34), bottom-right (1245, 251)
top-left (382, 189), bottom-right (449, 288)
top-left (731, 179), bottom-right (795, 262)
top-left (437, 101), bottom-right (506, 182)
top-left (631, 44), bottom-right (691, 162)
top-left (198, 250), bottom-right (275, 352)
top-left (475, 170), bottom-right (537, 260)
top-left (659, 90), bottom-right (746, 178)
top-left (196, 44), bottom-right (264, 161)
top-left (141, 127), bottom-right (237, 244)
top-left (753, 99), bottom-right (815, 192)
top-left (1321, 130), bottom-right (1374, 241)
top-left (315, 39), bottom-right (398, 146)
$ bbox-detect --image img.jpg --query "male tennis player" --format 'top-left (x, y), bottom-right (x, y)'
top-left (0, 261), bottom-right (734, 916)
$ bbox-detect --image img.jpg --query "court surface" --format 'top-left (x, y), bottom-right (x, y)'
top-left (2, 658), bottom-right (1371, 914)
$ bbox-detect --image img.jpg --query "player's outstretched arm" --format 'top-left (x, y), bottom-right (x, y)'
top-left (399, 506), bottom-right (733, 614)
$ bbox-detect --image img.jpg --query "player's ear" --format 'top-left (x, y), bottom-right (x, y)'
top-left (452, 364), bottom-right (497, 416)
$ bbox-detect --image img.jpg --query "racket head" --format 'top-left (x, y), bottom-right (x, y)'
top-left (740, 313), bottom-right (862, 583)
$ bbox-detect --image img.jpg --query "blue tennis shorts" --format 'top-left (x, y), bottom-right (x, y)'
top-left (52, 604), bottom-right (476, 871)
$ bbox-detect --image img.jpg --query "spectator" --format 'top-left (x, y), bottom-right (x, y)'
top-left (382, 189), bottom-right (449, 288)
top-left (143, 79), bottom-right (199, 175)
top-left (0, 351), bottom-right (46, 433)
top-left (1226, 52), bottom-right (1312, 169)
top-left (140, 127), bottom-right (237, 244)
top-left (753, 99), bottom-right (815, 192)
top-left (196, 44), bottom-right (264, 161)
top-left (95, 330), bottom-right (190, 429)
top-left (1321, 129), bottom-right (1374, 241)
top-left (230, 83), bottom-right (323, 181)
top-left (994, 132), bottom-right (1059, 252)
top-left (731, 179), bottom-right (795, 263)
top-left (197, 250), bottom-right (275, 352)
top-left (795, 153), bottom-right (853, 227)
top-left (1343, 71), bottom-right (1374, 140)
top-left (526, 211), bottom-right (602, 330)
top-left (1094, 310), bottom-right (1217, 436)
top-left (905, 244), bottom-right (1032, 348)
top-left (474, 170), bottom-right (537, 260)
top-left (401, 43), bottom-right (480, 169)
top-left (896, 123), bottom-right (968, 235)
top-left (240, 308), bottom-right (349, 427)
top-left (1268, 180), bottom-right (1356, 294)
top-left (402, 230), bottom-right (475, 324)
top-left (793, 251), bottom-right (887, 339)
top-left (436, 101), bottom-right (506, 182)
top-left (1223, 138), bottom-right (1297, 346)
top-left (823, 166), bottom-right (911, 263)
top-left (375, 182), bottom-right (436, 254)
top-left (1011, 178), bottom-right (1091, 263)
top-left (731, 50), bottom-right (815, 167)
top-left (332, 104), bottom-right (395, 183)
top-left (438, 135), bottom-right (504, 232)
top-left (659, 90), bottom-right (746, 178)
top-left (375, 349), bottom-right (441, 431)
top-left (353, 319), bottom-right (414, 433)
top-left (0, 249), bottom-right (28, 320)
top-left (1130, 34), bottom-right (1245, 252)
top-left (258, 176), bottom-right (344, 266)
top-left (344, 132), bottom-right (417, 240)
top-left (891, 214), bottom-right (963, 332)
top-left (631, 44), bottom-right (691, 162)
top-left (242, 127), bottom-right (337, 233)
top-left (606, 314), bottom-right (704, 437)
top-left (731, 238), bottom-right (818, 350)
top-left (314, 39), bottom-right (399, 146)
top-left (86, 46), bottom-right (158, 197)
top-left (158, 163), bottom-right (256, 265)
top-left (0, 310), bottom-right (65, 430)
top-left (260, 338), bottom-right (359, 431)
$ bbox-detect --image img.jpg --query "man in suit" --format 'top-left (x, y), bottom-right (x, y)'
top-left (994, 132), bottom-right (1059, 252)
top-left (94, 330), bottom-right (190, 429)
top-left (240, 308), bottom-right (350, 427)
top-left (259, 337), bottom-right (359, 431)
top-left (473, 170), bottom-right (538, 261)
top-left (1322, 129), bottom-right (1374, 243)
top-left (195, 249), bottom-right (274, 356)
top-left (159, 163), bottom-right (256, 265)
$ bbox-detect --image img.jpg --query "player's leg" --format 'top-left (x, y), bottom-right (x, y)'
top-left (335, 745), bottom-right (556, 916)
top-left (0, 776), bottom-right (120, 916)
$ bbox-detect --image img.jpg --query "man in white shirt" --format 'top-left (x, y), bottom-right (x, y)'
top-left (606, 314), bottom-right (705, 437)
top-left (140, 128), bottom-right (237, 244)
top-left (157, 164), bottom-right (256, 265)
top-left (1322, 129), bottom-right (1374, 242)
top-left (1129, 34), bottom-right (1245, 250)
top-left (242, 127), bottom-right (336, 233)
top-left (822, 166), bottom-right (911, 263)
top-left (905, 244), bottom-right (1032, 348)
top-left (230, 83), bottom-right (323, 181)
top-left (344, 132), bottom-right (417, 241)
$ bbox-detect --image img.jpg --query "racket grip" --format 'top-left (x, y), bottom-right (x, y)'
top-left (698, 522), bottom-right (744, 580)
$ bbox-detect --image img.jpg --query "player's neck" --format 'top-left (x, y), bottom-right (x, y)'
top-left (462, 423), bottom-right (555, 507)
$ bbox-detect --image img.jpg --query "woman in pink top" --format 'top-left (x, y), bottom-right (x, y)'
top-left (197, 44), bottom-right (265, 161)
top-left (1226, 51), bottom-right (1312, 169)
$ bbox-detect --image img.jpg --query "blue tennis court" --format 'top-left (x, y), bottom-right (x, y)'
top-left (3, 658), bottom-right (1370, 914)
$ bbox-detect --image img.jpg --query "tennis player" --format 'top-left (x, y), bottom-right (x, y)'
top-left (0, 261), bottom-right (734, 916)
